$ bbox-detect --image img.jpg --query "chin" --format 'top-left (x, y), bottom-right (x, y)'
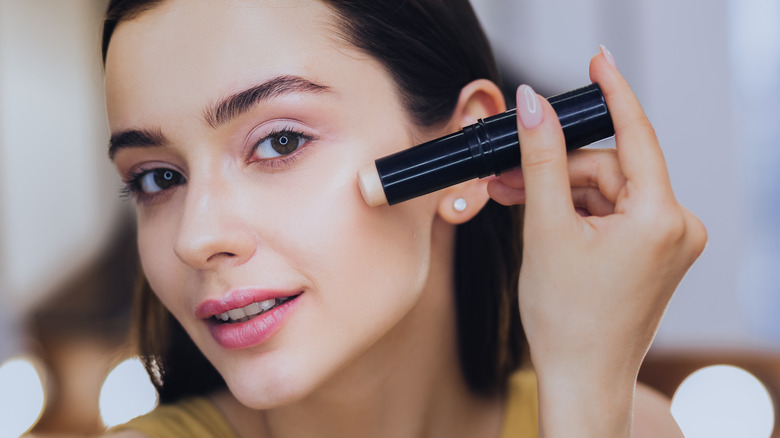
top-left (221, 359), bottom-right (322, 410)
top-left (230, 383), bottom-right (309, 410)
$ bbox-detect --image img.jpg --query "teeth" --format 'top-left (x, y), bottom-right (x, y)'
top-left (227, 308), bottom-right (246, 320)
top-left (215, 298), bottom-right (281, 323)
top-left (244, 302), bottom-right (262, 317)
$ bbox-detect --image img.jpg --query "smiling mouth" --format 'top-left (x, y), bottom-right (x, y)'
top-left (211, 293), bottom-right (302, 324)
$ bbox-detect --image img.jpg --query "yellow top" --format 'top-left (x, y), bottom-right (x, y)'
top-left (500, 369), bottom-right (539, 438)
top-left (110, 397), bottom-right (237, 437)
top-left (111, 370), bottom-right (538, 437)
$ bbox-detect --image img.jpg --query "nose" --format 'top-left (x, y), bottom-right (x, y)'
top-left (173, 177), bottom-right (257, 270)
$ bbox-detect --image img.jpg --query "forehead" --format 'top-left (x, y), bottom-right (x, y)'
top-left (104, 0), bottom-right (379, 128)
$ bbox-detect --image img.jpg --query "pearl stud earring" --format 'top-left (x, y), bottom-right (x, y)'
top-left (453, 197), bottom-right (467, 212)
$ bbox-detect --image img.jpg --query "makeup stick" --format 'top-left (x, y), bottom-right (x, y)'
top-left (358, 83), bottom-right (615, 207)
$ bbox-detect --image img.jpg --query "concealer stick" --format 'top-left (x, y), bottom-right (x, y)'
top-left (358, 83), bottom-right (615, 207)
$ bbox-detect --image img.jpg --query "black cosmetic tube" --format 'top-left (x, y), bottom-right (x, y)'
top-left (359, 83), bottom-right (615, 206)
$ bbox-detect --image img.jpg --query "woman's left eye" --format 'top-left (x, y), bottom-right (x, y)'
top-left (253, 130), bottom-right (311, 160)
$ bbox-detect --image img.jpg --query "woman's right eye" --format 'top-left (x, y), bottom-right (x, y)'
top-left (125, 168), bottom-right (186, 198)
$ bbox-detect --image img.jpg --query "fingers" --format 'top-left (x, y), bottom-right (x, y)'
top-left (487, 178), bottom-right (525, 205)
top-left (489, 148), bottom-right (626, 207)
top-left (565, 149), bottom-right (626, 204)
top-left (589, 47), bottom-right (673, 199)
top-left (497, 167), bottom-right (524, 189)
top-left (572, 187), bottom-right (615, 217)
top-left (489, 181), bottom-right (615, 217)
top-left (514, 84), bottom-right (575, 225)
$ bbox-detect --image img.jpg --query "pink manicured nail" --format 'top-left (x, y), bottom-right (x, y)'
top-left (517, 84), bottom-right (543, 130)
top-left (600, 44), bottom-right (618, 69)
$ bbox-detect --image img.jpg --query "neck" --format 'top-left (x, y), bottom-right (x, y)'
top-left (212, 222), bottom-right (504, 438)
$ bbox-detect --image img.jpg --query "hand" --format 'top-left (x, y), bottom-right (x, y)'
top-left (487, 50), bottom-right (707, 437)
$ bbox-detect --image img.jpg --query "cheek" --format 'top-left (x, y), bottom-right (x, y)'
top-left (135, 206), bottom-right (189, 315)
top-left (264, 154), bottom-right (434, 299)
top-left (308, 187), bottom-right (432, 296)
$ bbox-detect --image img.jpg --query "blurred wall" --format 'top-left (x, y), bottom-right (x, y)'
top-left (0, 0), bottom-right (117, 359)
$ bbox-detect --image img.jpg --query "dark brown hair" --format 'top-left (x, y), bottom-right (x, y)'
top-left (103, 0), bottom-right (525, 403)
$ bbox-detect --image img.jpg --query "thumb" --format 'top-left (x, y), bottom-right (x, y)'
top-left (516, 84), bottom-right (575, 225)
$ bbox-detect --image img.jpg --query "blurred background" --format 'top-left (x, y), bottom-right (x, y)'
top-left (0, 0), bottom-right (778, 436)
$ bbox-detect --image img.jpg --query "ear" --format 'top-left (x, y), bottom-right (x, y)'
top-left (448, 78), bottom-right (507, 130)
top-left (437, 79), bottom-right (506, 225)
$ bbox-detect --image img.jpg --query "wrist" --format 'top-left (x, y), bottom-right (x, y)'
top-left (526, 330), bottom-right (646, 389)
top-left (535, 365), bottom-right (638, 438)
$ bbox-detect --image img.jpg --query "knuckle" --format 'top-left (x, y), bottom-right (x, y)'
top-left (638, 203), bottom-right (708, 262)
top-left (637, 116), bottom-right (657, 138)
top-left (593, 148), bottom-right (621, 184)
top-left (616, 115), bottom-right (658, 143)
top-left (521, 149), bottom-right (562, 176)
top-left (684, 211), bottom-right (708, 257)
top-left (523, 152), bottom-right (558, 171)
top-left (597, 147), bottom-right (619, 161)
top-left (637, 201), bottom-right (686, 248)
top-left (656, 211), bottom-right (687, 244)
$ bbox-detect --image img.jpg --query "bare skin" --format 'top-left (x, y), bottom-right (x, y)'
top-left (104, 1), bottom-right (704, 437)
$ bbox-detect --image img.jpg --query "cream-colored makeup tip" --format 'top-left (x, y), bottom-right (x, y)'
top-left (357, 163), bottom-right (387, 207)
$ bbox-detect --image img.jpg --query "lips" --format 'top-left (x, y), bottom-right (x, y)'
top-left (197, 289), bottom-right (303, 350)
top-left (196, 289), bottom-right (300, 318)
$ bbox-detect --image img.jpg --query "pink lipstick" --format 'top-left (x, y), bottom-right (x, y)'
top-left (197, 289), bottom-right (303, 350)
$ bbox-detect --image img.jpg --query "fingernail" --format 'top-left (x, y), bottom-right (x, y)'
top-left (600, 44), bottom-right (618, 70)
top-left (517, 84), bottom-right (543, 130)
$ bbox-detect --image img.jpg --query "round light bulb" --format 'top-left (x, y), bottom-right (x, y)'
top-left (671, 364), bottom-right (774, 438)
top-left (0, 356), bottom-right (46, 438)
top-left (99, 357), bottom-right (158, 428)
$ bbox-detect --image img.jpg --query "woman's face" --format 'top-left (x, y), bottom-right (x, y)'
top-left (106, 0), bottom-right (455, 408)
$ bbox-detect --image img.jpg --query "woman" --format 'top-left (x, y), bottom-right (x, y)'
top-left (103, 0), bottom-right (706, 436)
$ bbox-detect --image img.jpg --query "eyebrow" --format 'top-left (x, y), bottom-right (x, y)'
top-left (203, 75), bottom-right (330, 128)
top-left (108, 128), bottom-right (166, 160)
top-left (107, 75), bottom-right (330, 159)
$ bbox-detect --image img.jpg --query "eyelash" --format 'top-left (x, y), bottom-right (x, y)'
top-left (120, 167), bottom-right (182, 203)
top-left (119, 127), bottom-right (314, 202)
top-left (119, 169), bottom-right (144, 199)
top-left (249, 126), bottom-right (313, 170)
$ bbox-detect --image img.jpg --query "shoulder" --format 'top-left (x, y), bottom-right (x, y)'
top-left (633, 383), bottom-right (684, 438)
